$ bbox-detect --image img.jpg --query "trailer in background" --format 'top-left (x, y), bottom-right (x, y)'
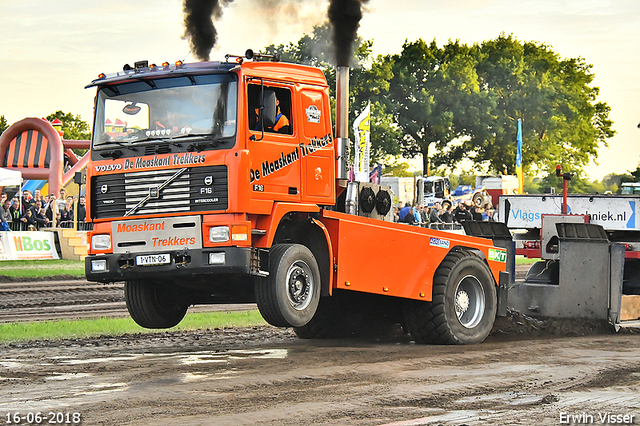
top-left (476, 175), bottom-right (519, 207)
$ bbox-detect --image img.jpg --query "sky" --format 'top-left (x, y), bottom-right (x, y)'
top-left (1, 0), bottom-right (638, 180)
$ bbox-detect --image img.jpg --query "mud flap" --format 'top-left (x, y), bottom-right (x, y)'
top-left (497, 271), bottom-right (509, 317)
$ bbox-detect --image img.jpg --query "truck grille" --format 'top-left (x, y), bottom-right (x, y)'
top-left (91, 165), bottom-right (228, 219)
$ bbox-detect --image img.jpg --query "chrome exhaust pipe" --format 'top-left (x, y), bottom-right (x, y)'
top-left (335, 65), bottom-right (350, 181)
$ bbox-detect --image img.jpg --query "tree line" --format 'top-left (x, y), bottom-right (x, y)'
top-left (0, 25), bottom-right (636, 193)
top-left (265, 23), bottom-right (621, 185)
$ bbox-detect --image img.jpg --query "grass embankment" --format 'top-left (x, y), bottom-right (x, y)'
top-left (0, 259), bottom-right (85, 279)
top-left (0, 311), bottom-right (267, 343)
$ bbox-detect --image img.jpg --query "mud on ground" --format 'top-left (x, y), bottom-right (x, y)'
top-left (1, 313), bottom-right (639, 426)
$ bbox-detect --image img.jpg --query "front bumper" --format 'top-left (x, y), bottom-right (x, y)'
top-left (85, 247), bottom-right (253, 283)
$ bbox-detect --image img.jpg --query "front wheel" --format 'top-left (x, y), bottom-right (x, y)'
top-left (125, 280), bottom-right (188, 329)
top-left (255, 244), bottom-right (321, 328)
top-left (403, 249), bottom-right (497, 344)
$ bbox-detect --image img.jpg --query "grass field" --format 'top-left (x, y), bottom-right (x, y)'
top-left (515, 256), bottom-right (540, 265)
top-left (0, 310), bottom-right (267, 342)
top-left (0, 259), bottom-right (85, 278)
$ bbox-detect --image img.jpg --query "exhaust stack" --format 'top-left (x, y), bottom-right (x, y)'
top-left (335, 65), bottom-right (350, 182)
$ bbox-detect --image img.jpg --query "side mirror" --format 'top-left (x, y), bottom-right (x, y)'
top-left (261, 90), bottom-right (277, 129)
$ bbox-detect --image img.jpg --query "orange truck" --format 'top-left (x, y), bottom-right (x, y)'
top-left (84, 52), bottom-right (509, 344)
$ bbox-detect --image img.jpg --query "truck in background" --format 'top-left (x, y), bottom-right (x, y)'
top-left (415, 176), bottom-right (492, 209)
top-left (476, 175), bottom-right (519, 207)
top-left (83, 52), bottom-right (509, 345)
top-left (621, 182), bottom-right (640, 195)
top-left (380, 176), bottom-right (414, 207)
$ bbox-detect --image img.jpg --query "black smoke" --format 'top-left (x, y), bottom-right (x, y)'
top-left (183, 0), bottom-right (234, 61)
top-left (327, 0), bottom-right (369, 66)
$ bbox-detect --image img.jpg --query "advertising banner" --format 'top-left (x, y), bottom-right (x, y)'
top-left (500, 195), bottom-right (639, 231)
top-left (0, 231), bottom-right (59, 260)
top-left (353, 101), bottom-right (370, 183)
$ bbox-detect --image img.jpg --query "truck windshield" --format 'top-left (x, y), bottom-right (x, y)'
top-left (621, 185), bottom-right (640, 195)
top-left (424, 181), bottom-right (433, 194)
top-left (92, 74), bottom-right (237, 149)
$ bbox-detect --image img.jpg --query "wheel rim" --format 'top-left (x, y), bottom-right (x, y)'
top-left (286, 260), bottom-right (314, 311)
top-left (454, 275), bottom-right (485, 328)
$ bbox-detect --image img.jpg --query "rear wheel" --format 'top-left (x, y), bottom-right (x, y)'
top-left (472, 192), bottom-right (484, 207)
top-left (403, 250), bottom-right (497, 344)
top-left (255, 244), bottom-right (321, 327)
top-left (125, 280), bottom-right (188, 329)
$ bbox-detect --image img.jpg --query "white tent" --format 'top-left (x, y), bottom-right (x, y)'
top-left (0, 168), bottom-right (22, 187)
top-left (0, 168), bottom-right (23, 210)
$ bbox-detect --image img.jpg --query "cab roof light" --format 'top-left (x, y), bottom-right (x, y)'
top-left (162, 61), bottom-right (170, 68)
top-left (175, 60), bottom-right (183, 67)
top-left (97, 73), bottom-right (106, 79)
top-left (134, 60), bottom-right (148, 70)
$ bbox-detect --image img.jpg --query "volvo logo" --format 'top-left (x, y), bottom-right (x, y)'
top-left (149, 186), bottom-right (159, 199)
top-left (100, 184), bottom-right (108, 194)
top-left (204, 175), bottom-right (213, 185)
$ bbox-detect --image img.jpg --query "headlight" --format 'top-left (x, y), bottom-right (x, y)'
top-left (91, 234), bottom-right (111, 250)
top-left (91, 259), bottom-right (107, 272)
top-left (208, 252), bottom-right (226, 265)
top-left (209, 226), bottom-right (229, 243)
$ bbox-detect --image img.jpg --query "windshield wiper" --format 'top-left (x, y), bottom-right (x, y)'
top-left (157, 134), bottom-right (228, 152)
top-left (99, 149), bottom-right (123, 159)
top-left (187, 139), bottom-right (221, 152)
top-left (94, 138), bottom-right (139, 151)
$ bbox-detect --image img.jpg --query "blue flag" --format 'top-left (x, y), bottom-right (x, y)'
top-left (516, 118), bottom-right (523, 194)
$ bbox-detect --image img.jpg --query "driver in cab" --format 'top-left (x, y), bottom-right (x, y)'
top-left (255, 95), bottom-right (289, 134)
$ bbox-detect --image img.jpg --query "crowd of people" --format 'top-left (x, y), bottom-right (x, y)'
top-left (392, 200), bottom-right (496, 228)
top-left (0, 188), bottom-right (87, 231)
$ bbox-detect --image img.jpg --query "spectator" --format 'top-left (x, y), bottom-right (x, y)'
top-left (472, 206), bottom-right (483, 221)
top-left (453, 202), bottom-right (472, 223)
top-left (21, 190), bottom-right (35, 213)
top-left (403, 207), bottom-right (415, 225)
top-left (399, 203), bottom-right (411, 222)
top-left (1, 198), bottom-right (11, 223)
top-left (30, 200), bottom-right (50, 229)
top-left (20, 208), bottom-right (37, 231)
top-left (420, 205), bottom-right (429, 224)
top-left (413, 204), bottom-right (422, 225)
top-left (0, 199), bottom-right (11, 230)
top-left (46, 193), bottom-right (61, 225)
top-left (429, 202), bottom-right (443, 224)
top-left (0, 192), bottom-right (7, 205)
top-left (53, 188), bottom-right (68, 216)
top-left (441, 204), bottom-right (453, 224)
top-left (392, 206), bottom-right (400, 223)
top-left (483, 207), bottom-right (496, 222)
top-left (77, 195), bottom-right (87, 224)
top-left (59, 200), bottom-right (75, 228)
top-left (9, 198), bottom-right (21, 230)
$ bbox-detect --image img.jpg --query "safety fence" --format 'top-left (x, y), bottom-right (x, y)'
top-left (4, 221), bottom-right (93, 232)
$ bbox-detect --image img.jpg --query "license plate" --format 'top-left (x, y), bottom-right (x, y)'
top-left (136, 253), bottom-right (171, 266)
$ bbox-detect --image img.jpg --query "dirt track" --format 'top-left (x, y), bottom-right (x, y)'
top-left (2, 325), bottom-right (639, 426)
top-left (1, 268), bottom-right (639, 425)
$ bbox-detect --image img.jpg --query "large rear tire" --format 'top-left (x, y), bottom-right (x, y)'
top-left (403, 249), bottom-right (497, 344)
top-left (125, 280), bottom-right (188, 329)
top-left (293, 296), bottom-right (342, 339)
top-left (255, 244), bottom-right (321, 328)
